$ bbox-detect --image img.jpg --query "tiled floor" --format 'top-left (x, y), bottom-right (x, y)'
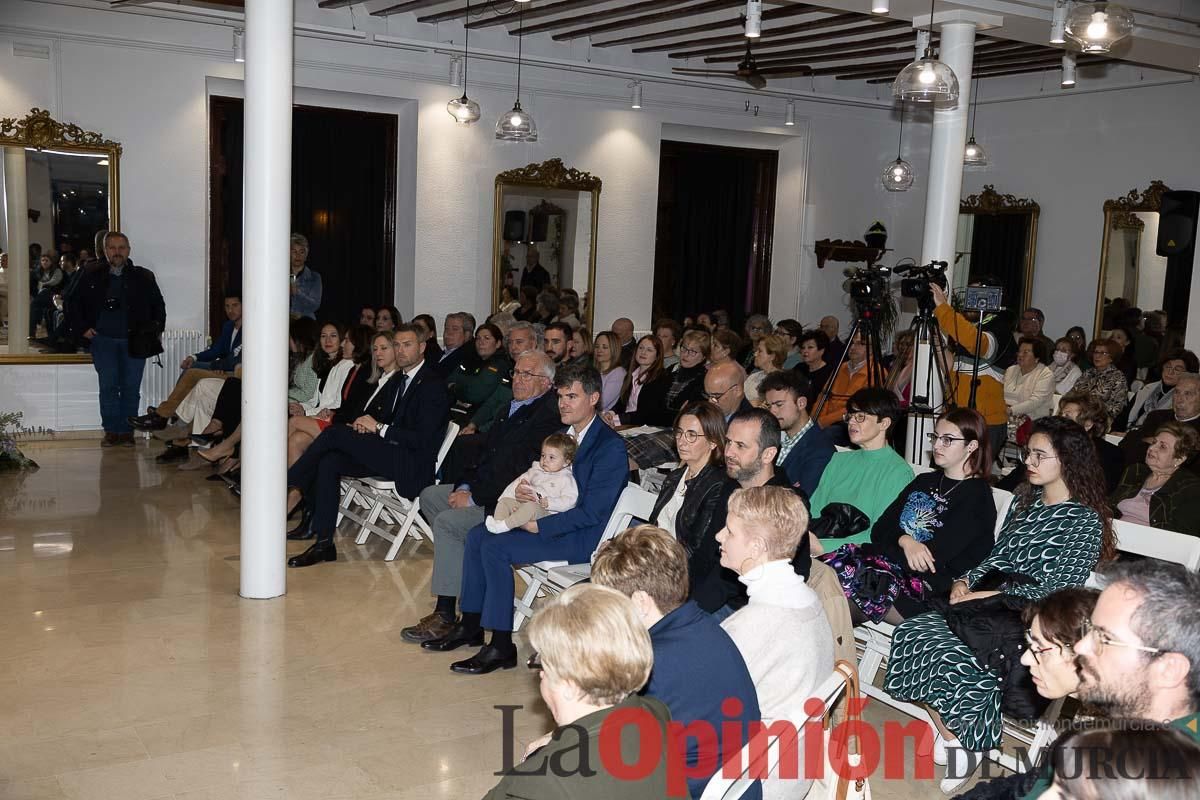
top-left (1, 441), bottom-right (983, 799)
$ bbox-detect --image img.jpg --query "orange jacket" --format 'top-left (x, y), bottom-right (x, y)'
top-left (933, 303), bottom-right (1007, 426)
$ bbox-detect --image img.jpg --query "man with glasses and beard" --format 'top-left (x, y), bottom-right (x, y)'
top-left (1018, 560), bottom-right (1200, 799)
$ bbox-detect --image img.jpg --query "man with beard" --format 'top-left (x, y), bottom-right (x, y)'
top-left (1019, 560), bottom-right (1200, 799)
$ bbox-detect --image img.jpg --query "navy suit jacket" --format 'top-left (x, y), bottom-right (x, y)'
top-left (778, 423), bottom-right (836, 499)
top-left (537, 416), bottom-right (627, 563)
top-left (195, 320), bottom-right (241, 371)
top-left (378, 364), bottom-right (451, 497)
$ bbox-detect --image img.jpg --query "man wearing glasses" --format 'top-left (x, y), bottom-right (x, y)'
top-left (1120, 372), bottom-right (1200, 471)
top-left (1020, 560), bottom-right (1200, 799)
top-left (1014, 307), bottom-right (1055, 365)
top-left (703, 361), bottom-right (751, 423)
top-left (400, 351), bottom-right (562, 645)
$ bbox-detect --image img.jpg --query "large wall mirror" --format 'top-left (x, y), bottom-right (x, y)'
top-left (952, 185), bottom-right (1039, 314)
top-left (0, 108), bottom-right (121, 364)
top-left (492, 159), bottom-right (601, 330)
top-left (1096, 181), bottom-right (1186, 339)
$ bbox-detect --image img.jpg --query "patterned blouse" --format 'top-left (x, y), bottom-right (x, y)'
top-left (1072, 365), bottom-right (1128, 421)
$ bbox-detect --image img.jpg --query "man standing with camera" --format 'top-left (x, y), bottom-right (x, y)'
top-left (70, 232), bottom-right (166, 447)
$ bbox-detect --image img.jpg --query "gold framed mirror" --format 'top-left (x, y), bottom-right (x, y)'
top-left (0, 108), bottom-right (122, 364)
top-left (492, 159), bottom-right (601, 331)
top-left (953, 185), bottom-right (1039, 313)
top-left (1095, 181), bottom-right (1173, 338)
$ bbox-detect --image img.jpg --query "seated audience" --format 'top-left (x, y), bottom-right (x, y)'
top-left (1110, 422), bottom-right (1200, 534)
top-left (542, 321), bottom-right (572, 366)
top-left (553, 294), bottom-right (581, 330)
top-left (1109, 326), bottom-right (1140, 384)
top-left (591, 330), bottom-right (627, 412)
top-left (1048, 337), bottom-right (1083, 396)
top-left (774, 318), bottom-right (804, 370)
top-left (422, 365), bottom-right (626, 675)
top-left (883, 416), bottom-right (1114, 793)
top-left (1000, 389), bottom-right (1125, 493)
top-left (496, 285), bottom-right (520, 316)
top-left (484, 584), bottom-right (669, 800)
top-left (605, 335), bottom-right (671, 427)
top-left (512, 285), bottom-right (538, 322)
top-left (743, 333), bottom-right (788, 407)
top-left (592, 526), bottom-right (762, 800)
top-left (795, 329), bottom-right (834, 407)
top-left (566, 326), bottom-right (592, 369)
top-left (374, 304), bottom-right (401, 332)
top-left (884, 329), bottom-right (915, 407)
top-left (717, 486), bottom-right (835, 800)
top-left (655, 318), bottom-right (683, 369)
top-left (809, 388), bottom-right (914, 552)
top-left (1004, 337), bottom-right (1056, 422)
top-left (286, 317), bottom-right (328, 404)
top-left (29, 251), bottom-right (63, 339)
top-left (462, 321), bottom-right (541, 434)
top-left (1119, 372), bottom-right (1200, 471)
top-left (705, 361), bottom-right (751, 424)
top-left (612, 317), bottom-right (636, 368)
top-left (739, 314), bottom-right (772, 371)
top-left (1064, 326), bottom-right (1089, 367)
top-left (285, 325), bottom-right (449, 566)
top-left (823, 408), bottom-right (995, 625)
top-left (1041, 727), bottom-right (1200, 800)
top-left (820, 315), bottom-right (846, 366)
top-left (709, 328), bottom-right (741, 370)
top-left (400, 351), bottom-right (560, 644)
top-left (648, 402), bottom-right (734, 614)
top-left (1127, 348), bottom-right (1199, 430)
top-left (447, 322), bottom-right (511, 425)
top-left (485, 432), bottom-right (579, 533)
top-left (760, 370), bottom-right (834, 498)
top-left (412, 313), bottom-right (441, 362)
top-left (284, 324), bottom-right (373, 467)
top-left (815, 330), bottom-right (876, 431)
top-left (358, 305), bottom-right (375, 329)
top-left (1014, 307), bottom-right (1056, 364)
top-left (429, 312), bottom-right (476, 376)
top-left (1075, 338), bottom-right (1129, 421)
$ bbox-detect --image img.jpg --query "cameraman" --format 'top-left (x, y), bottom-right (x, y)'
top-left (930, 282), bottom-right (1009, 463)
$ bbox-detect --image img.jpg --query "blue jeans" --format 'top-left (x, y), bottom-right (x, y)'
top-left (90, 334), bottom-right (146, 434)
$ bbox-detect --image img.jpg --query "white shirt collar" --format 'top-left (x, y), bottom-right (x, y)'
top-left (402, 360), bottom-right (424, 381)
top-left (571, 413), bottom-right (598, 447)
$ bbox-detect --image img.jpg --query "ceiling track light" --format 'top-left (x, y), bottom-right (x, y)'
top-left (745, 0), bottom-right (762, 38)
top-left (232, 28), bottom-right (244, 63)
top-left (446, 0), bottom-right (480, 124)
top-left (893, 0), bottom-right (958, 103)
top-left (882, 105), bottom-right (914, 191)
top-left (1061, 52), bottom-right (1077, 86)
top-left (1064, 2), bottom-right (1135, 54)
top-left (629, 81), bottom-right (643, 109)
top-left (872, 0), bottom-right (890, 14)
top-left (784, 99), bottom-right (795, 126)
top-left (1050, 0), bottom-right (1070, 44)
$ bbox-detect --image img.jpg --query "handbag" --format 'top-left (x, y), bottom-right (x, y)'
top-left (810, 503), bottom-right (871, 541)
top-left (812, 660), bottom-right (872, 800)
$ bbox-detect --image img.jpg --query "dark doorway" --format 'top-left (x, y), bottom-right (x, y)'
top-left (208, 96), bottom-right (397, 338)
top-left (652, 141), bottom-right (778, 326)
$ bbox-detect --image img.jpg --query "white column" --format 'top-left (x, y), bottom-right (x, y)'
top-left (240, 0), bottom-right (293, 600)
top-left (3, 147), bottom-right (31, 355)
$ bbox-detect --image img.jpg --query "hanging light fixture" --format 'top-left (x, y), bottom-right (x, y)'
top-left (1061, 52), bottom-right (1078, 86)
top-left (881, 106), bottom-right (914, 191)
top-left (495, 5), bottom-right (537, 141)
top-left (232, 28), bottom-right (245, 63)
top-left (872, 0), bottom-right (890, 14)
top-left (893, 0), bottom-right (959, 103)
top-left (963, 76), bottom-right (988, 167)
top-left (446, 0), bottom-right (481, 124)
top-left (745, 0), bottom-right (763, 38)
top-left (1049, 0), bottom-right (1070, 44)
top-left (630, 81), bottom-right (643, 109)
top-left (1064, 2), bottom-right (1135, 53)
top-left (784, 99), bottom-right (795, 126)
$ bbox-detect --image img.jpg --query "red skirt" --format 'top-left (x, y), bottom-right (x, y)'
top-left (314, 417), bottom-right (333, 432)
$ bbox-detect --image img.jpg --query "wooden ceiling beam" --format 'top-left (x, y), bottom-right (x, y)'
top-left (544, 0), bottom-right (745, 41)
top-left (758, 41), bottom-right (1039, 76)
top-left (595, 3), bottom-right (822, 49)
top-left (755, 43), bottom-right (920, 69)
top-left (469, 0), bottom-right (666, 29)
top-left (663, 14), bottom-right (885, 57)
top-left (317, 0), bottom-right (356, 9)
top-left (371, 0), bottom-right (451, 17)
top-left (861, 56), bottom-right (1111, 82)
top-left (703, 30), bottom-right (916, 64)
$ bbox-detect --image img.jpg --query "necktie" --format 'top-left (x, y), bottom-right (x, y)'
top-left (390, 372), bottom-right (409, 416)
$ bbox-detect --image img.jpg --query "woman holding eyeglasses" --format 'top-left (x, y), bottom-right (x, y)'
top-left (1073, 338), bottom-right (1129, 420)
top-left (1109, 422), bottom-right (1200, 534)
top-left (648, 402), bottom-right (736, 613)
top-left (822, 408), bottom-right (996, 626)
top-left (884, 416), bottom-right (1115, 793)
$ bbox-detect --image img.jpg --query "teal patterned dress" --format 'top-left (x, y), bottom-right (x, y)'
top-left (881, 491), bottom-right (1102, 751)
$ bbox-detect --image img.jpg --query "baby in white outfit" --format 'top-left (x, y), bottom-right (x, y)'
top-left (485, 433), bottom-right (579, 533)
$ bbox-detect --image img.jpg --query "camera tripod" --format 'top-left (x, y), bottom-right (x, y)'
top-left (811, 307), bottom-right (888, 425)
top-left (902, 307), bottom-right (956, 465)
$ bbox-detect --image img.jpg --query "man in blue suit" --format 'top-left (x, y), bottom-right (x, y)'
top-left (761, 370), bottom-right (834, 499)
top-left (286, 325), bottom-right (450, 567)
top-left (424, 364), bottom-right (627, 674)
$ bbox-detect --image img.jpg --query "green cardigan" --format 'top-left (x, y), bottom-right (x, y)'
top-left (809, 446), bottom-right (914, 546)
top-left (1109, 463), bottom-right (1200, 536)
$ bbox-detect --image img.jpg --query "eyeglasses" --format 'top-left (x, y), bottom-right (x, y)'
top-left (1162, 364), bottom-right (1186, 375)
top-left (679, 346), bottom-right (703, 358)
top-left (1090, 351), bottom-right (1112, 360)
top-left (843, 412), bottom-right (872, 424)
top-left (673, 428), bottom-right (703, 444)
top-left (704, 385), bottom-right (736, 402)
top-left (1021, 448), bottom-right (1059, 466)
top-left (513, 369), bottom-right (545, 381)
top-left (1080, 619), bottom-right (1163, 657)
top-left (1023, 630), bottom-right (1067, 665)
top-left (926, 433), bottom-right (967, 447)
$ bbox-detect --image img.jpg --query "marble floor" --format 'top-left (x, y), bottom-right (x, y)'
top-left (0, 441), bottom-right (986, 799)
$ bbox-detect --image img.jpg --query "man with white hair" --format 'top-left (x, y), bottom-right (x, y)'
top-left (1120, 372), bottom-right (1200, 472)
top-left (288, 233), bottom-right (323, 319)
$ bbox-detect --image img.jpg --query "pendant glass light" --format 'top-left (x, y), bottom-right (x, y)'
top-left (893, 0), bottom-right (959, 103)
top-left (963, 77), bottom-right (988, 167)
top-left (1064, 2), bottom-right (1135, 53)
top-left (496, 6), bottom-right (537, 141)
top-left (446, 0), bottom-right (481, 124)
top-left (881, 106), bottom-right (914, 191)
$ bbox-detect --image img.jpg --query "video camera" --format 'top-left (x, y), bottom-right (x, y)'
top-left (844, 264), bottom-right (892, 312)
top-left (893, 260), bottom-right (949, 314)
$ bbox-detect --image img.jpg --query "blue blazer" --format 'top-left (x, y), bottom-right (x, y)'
top-left (779, 423), bottom-right (836, 499)
top-left (537, 416), bottom-right (627, 562)
top-left (195, 320), bottom-right (242, 371)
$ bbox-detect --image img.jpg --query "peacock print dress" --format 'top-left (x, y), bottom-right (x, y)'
top-left (882, 489), bottom-right (1102, 751)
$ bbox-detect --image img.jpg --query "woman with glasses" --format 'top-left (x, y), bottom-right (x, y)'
top-left (621, 329), bottom-right (712, 472)
top-left (775, 318), bottom-right (805, 370)
top-left (884, 416), bottom-right (1115, 793)
top-left (999, 390), bottom-right (1125, 494)
top-left (591, 331), bottom-right (627, 412)
top-left (647, 402), bottom-right (734, 613)
top-left (822, 408), bottom-right (996, 626)
top-left (1109, 422), bottom-right (1200, 534)
top-left (1127, 348), bottom-right (1199, 430)
top-left (1073, 338), bottom-right (1129, 420)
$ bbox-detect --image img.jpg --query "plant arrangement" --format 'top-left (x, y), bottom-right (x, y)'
top-left (0, 411), bottom-right (50, 471)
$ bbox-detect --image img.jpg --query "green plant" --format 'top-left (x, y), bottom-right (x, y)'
top-left (0, 411), bottom-right (51, 471)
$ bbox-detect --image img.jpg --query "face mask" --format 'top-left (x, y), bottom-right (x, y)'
top-left (1052, 351), bottom-right (1070, 366)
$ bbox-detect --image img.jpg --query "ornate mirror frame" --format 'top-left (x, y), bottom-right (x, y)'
top-left (0, 108), bottom-right (122, 364)
top-left (959, 185), bottom-right (1040, 313)
top-left (492, 158), bottom-right (601, 330)
top-left (1094, 180), bottom-right (1170, 338)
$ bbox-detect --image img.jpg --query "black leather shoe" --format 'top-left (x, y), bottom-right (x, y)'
top-left (450, 645), bottom-right (518, 675)
top-left (287, 543), bottom-right (336, 567)
top-left (286, 510), bottom-right (315, 540)
top-left (421, 623), bottom-right (484, 652)
top-left (129, 412), bottom-right (168, 431)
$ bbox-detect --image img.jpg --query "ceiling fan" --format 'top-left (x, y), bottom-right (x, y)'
top-left (672, 36), bottom-right (768, 90)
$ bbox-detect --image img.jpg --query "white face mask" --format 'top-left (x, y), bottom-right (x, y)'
top-left (1052, 350), bottom-right (1070, 366)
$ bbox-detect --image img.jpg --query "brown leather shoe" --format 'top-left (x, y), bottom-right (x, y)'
top-left (400, 611), bottom-right (456, 643)
top-left (101, 432), bottom-right (118, 448)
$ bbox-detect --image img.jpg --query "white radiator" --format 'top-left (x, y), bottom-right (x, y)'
top-left (139, 329), bottom-right (208, 413)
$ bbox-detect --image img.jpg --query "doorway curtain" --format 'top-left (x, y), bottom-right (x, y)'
top-left (968, 214), bottom-right (1029, 312)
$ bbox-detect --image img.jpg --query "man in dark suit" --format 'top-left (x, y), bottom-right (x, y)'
top-left (286, 325), bottom-right (450, 567)
top-left (400, 351), bottom-right (562, 644)
top-left (519, 248), bottom-right (551, 293)
top-left (427, 312), bottom-right (475, 377)
top-left (761, 370), bottom-right (834, 498)
top-left (423, 364), bottom-right (627, 673)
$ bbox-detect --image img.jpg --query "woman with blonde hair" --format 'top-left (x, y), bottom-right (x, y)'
top-left (485, 583), bottom-right (669, 800)
top-left (591, 330), bottom-right (627, 412)
top-left (743, 333), bottom-right (789, 407)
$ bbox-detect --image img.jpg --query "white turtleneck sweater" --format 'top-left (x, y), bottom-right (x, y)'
top-left (721, 559), bottom-right (834, 800)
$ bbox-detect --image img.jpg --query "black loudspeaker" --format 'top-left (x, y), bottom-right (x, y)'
top-left (503, 210), bottom-right (526, 242)
top-left (1157, 190), bottom-right (1200, 256)
top-left (528, 211), bottom-right (549, 243)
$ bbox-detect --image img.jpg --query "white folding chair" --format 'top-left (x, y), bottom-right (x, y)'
top-left (338, 422), bottom-right (459, 561)
top-left (1113, 518), bottom-right (1200, 571)
top-left (511, 483), bottom-right (657, 631)
top-left (992, 487), bottom-right (1014, 540)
